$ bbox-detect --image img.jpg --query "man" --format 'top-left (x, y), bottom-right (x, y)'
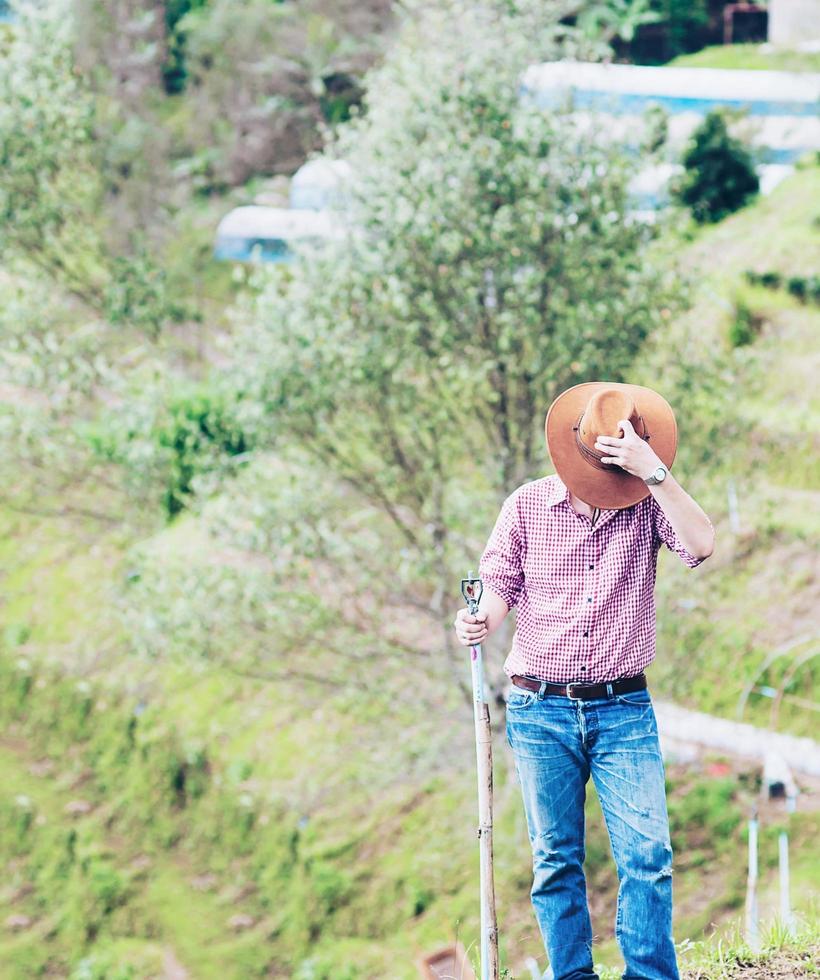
top-left (453, 382), bottom-right (714, 980)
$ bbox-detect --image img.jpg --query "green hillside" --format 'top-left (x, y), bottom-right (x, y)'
top-left (2, 160), bottom-right (818, 977)
top-left (644, 163), bottom-right (820, 735)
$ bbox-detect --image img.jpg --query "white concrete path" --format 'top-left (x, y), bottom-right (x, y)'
top-left (654, 699), bottom-right (820, 777)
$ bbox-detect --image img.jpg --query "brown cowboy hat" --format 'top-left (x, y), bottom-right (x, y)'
top-left (545, 381), bottom-right (677, 509)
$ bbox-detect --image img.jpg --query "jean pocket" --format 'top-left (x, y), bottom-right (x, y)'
top-left (506, 684), bottom-right (536, 709)
top-left (615, 686), bottom-right (652, 706)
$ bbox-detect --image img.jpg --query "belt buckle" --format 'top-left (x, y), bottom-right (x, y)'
top-left (566, 682), bottom-right (584, 700)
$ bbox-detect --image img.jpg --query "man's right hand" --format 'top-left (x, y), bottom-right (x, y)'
top-left (453, 607), bottom-right (489, 646)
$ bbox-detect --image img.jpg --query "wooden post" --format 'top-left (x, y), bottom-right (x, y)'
top-left (473, 674), bottom-right (500, 980)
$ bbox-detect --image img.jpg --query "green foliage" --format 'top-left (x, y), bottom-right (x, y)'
top-left (293, 955), bottom-right (361, 980)
top-left (63, 847), bottom-right (132, 944)
top-left (0, 1), bottom-right (182, 332)
top-left (86, 380), bottom-right (252, 518)
top-left (770, 272), bottom-right (820, 305)
top-left (673, 110), bottom-right (759, 223)
top-left (727, 295), bottom-right (763, 348)
top-left (0, 272), bottom-right (119, 516)
top-left (113, 449), bottom-right (410, 684)
top-left (652, 0), bottom-right (710, 60)
top-left (307, 859), bottom-right (355, 917)
top-left (162, 0), bottom-right (211, 94)
top-left (668, 777), bottom-right (742, 849)
top-left (155, 386), bottom-right (251, 516)
top-left (3, 791), bottom-right (35, 855)
top-left (641, 103), bottom-right (670, 157)
top-left (103, 238), bottom-right (191, 339)
top-left (170, 144), bottom-right (229, 196)
top-left (744, 269), bottom-right (783, 291)
top-left (614, 0), bottom-right (712, 64)
top-left (0, 0), bottom-right (106, 301)
top-left (70, 953), bottom-right (137, 980)
top-left (578, 0), bottom-right (663, 46)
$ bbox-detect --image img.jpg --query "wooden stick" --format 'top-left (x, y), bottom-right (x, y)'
top-left (471, 640), bottom-right (500, 980)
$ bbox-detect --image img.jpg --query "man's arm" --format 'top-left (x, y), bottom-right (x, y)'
top-left (644, 470), bottom-right (715, 559)
top-left (454, 586), bottom-right (510, 647)
top-left (479, 586), bottom-right (512, 636)
top-left (453, 492), bottom-right (523, 647)
top-left (596, 417), bottom-right (715, 560)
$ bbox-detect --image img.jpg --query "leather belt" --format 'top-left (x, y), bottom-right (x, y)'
top-left (510, 671), bottom-right (647, 700)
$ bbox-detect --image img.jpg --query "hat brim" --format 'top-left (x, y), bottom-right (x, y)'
top-left (545, 381), bottom-right (677, 509)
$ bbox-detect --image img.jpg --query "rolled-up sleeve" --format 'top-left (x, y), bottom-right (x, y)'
top-left (478, 493), bottom-right (525, 609)
top-left (650, 495), bottom-right (711, 569)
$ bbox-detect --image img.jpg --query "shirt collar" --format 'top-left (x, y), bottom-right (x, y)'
top-left (544, 474), bottom-right (621, 528)
top-left (544, 475), bottom-right (571, 508)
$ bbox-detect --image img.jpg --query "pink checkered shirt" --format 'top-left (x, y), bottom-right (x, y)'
top-left (478, 474), bottom-right (708, 684)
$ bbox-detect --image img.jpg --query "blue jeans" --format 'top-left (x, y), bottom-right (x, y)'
top-left (505, 681), bottom-right (679, 980)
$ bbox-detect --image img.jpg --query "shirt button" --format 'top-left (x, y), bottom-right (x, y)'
top-left (588, 563), bottom-right (594, 570)
top-left (587, 597), bottom-right (592, 603)
top-left (583, 630), bottom-right (589, 637)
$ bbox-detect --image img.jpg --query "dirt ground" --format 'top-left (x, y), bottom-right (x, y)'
top-left (684, 945), bottom-right (820, 978)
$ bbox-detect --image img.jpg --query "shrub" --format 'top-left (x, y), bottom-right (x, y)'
top-left (744, 269), bottom-right (782, 290)
top-left (673, 110), bottom-right (759, 223)
top-left (86, 382), bottom-right (252, 518)
top-left (161, 0), bottom-right (211, 94)
top-left (727, 296), bottom-right (764, 347)
top-left (787, 275), bottom-right (807, 302)
top-left (155, 387), bottom-right (251, 516)
top-left (744, 269), bottom-right (820, 306)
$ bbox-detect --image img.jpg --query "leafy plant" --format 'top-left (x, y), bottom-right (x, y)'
top-left (154, 387), bottom-right (251, 515)
top-left (86, 380), bottom-right (252, 518)
top-left (578, 0), bottom-right (663, 45)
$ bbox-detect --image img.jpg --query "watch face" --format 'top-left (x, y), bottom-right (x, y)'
top-left (654, 466), bottom-right (667, 482)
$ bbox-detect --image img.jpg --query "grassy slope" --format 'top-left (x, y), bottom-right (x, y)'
top-left (643, 164), bottom-right (820, 737)
top-left (1, 168), bottom-right (819, 978)
top-left (2, 650), bottom-right (816, 978)
top-left (667, 44), bottom-right (820, 73)
top-left (680, 914), bottom-right (820, 979)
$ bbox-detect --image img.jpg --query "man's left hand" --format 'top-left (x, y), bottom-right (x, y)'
top-left (595, 418), bottom-right (660, 480)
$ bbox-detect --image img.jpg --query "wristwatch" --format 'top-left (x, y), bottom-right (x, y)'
top-left (645, 463), bottom-right (668, 486)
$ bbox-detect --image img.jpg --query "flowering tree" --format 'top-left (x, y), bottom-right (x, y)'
top-left (232, 0), bottom-right (685, 688)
